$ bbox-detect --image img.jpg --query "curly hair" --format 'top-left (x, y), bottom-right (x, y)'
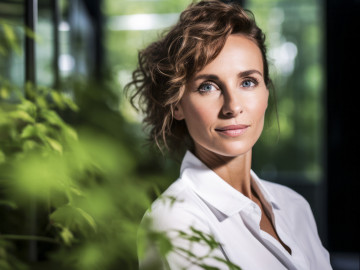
top-left (125, 0), bottom-right (271, 154)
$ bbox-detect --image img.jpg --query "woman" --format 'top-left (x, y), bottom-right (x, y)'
top-left (127, 1), bottom-right (332, 269)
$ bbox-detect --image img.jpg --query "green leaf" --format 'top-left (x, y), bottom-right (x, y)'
top-left (62, 125), bottom-right (78, 141)
top-left (51, 91), bottom-right (65, 109)
top-left (24, 25), bottom-right (41, 42)
top-left (213, 257), bottom-right (242, 270)
top-left (9, 110), bottom-right (35, 123)
top-left (17, 100), bottom-right (37, 116)
top-left (45, 136), bottom-right (63, 153)
top-left (64, 97), bottom-right (79, 111)
top-left (59, 226), bottom-right (75, 246)
top-left (3, 23), bottom-right (16, 43)
top-left (20, 125), bottom-right (36, 138)
top-left (74, 207), bottom-right (97, 232)
top-left (157, 233), bottom-right (173, 256)
top-left (25, 81), bottom-right (36, 99)
top-left (2, 23), bottom-right (21, 54)
top-left (0, 86), bottom-right (10, 99)
top-left (50, 205), bottom-right (97, 233)
top-left (0, 200), bottom-right (17, 209)
top-left (34, 123), bottom-right (48, 135)
top-left (69, 186), bottom-right (83, 196)
top-left (40, 110), bottom-right (63, 127)
top-left (22, 140), bottom-right (40, 152)
top-left (190, 227), bottom-right (219, 250)
top-left (35, 95), bottom-right (48, 109)
top-left (198, 265), bottom-right (220, 270)
top-left (137, 226), bottom-right (147, 260)
top-left (20, 124), bottom-right (47, 140)
top-left (0, 150), bottom-right (5, 163)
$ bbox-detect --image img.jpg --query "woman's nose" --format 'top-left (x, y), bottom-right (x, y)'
top-left (221, 92), bottom-right (243, 117)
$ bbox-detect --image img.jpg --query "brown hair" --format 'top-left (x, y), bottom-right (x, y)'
top-left (125, 0), bottom-right (271, 154)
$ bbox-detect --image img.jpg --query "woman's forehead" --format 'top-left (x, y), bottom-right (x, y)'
top-left (191, 35), bottom-right (263, 80)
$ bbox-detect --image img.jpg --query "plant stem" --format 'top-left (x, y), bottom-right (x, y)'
top-left (0, 234), bottom-right (60, 244)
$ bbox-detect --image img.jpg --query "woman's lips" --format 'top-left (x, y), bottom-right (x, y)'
top-left (215, 124), bottom-right (250, 137)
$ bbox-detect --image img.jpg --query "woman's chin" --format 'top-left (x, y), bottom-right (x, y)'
top-left (195, 142), bottom-right (253, 159)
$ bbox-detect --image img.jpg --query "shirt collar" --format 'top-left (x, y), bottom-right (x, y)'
top-left (180, 151), bottom-right (280, 217)
top-left (250, 169), bottom-right (281, 210)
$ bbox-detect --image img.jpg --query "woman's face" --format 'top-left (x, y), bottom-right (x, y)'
top-left (174, 34), bottom-right (269, 159)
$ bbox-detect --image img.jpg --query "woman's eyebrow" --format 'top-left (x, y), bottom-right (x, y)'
top-left (238, 69), bottom-right (263, 77)
top-left (193, 70), bottom-right (263, 81)
top-left (193, 74), bottom-right (219, 81)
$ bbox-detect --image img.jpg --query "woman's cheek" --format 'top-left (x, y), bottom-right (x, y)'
top-left (248, 93), bottom-right (268, 120)
top-left (186, 97), bottom-right (216, 123)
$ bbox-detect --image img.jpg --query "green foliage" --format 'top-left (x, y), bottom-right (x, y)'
top-left (139, 214), bottom-right (242, 270)
top-left (0, 239), bottom-right (28, 270)
top-left (0, 75), bottom-right (239, 269)
top-left (0, 20), bottom-right (21, 55)
top-left (0, 81), bottom-right (143, 269)
top-left (0, 19), bottom-right (39, 56)
top-left (0, 69), bottom-right (150, 268)
top-left (175, 227), bottom-right (241, 270)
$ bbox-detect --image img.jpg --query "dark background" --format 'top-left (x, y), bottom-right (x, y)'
top-left (326, 0), bottom-right (359, 264)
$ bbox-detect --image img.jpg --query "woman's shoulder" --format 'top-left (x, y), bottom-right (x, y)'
top-left (144, 177), bottom-right (210, 233)
top-left (259, 178), bottom-right (311, 209)
top-left (139, 177), bottom-right (228, 270)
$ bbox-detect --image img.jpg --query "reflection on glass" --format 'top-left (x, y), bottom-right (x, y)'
top-left (59, 53), bottom-right (75, 73)
top-left (108, 13), bottom-right (179, 31)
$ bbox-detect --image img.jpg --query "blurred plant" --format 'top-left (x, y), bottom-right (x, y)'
top-left (0, 18), bottom-right (155, 269)
top-left (0, 18), bottom-right (38, 56)
top-left (0, 17), bottom-right (241, 270)
top-left (0, 77), bottom-right (242, 270)
top-left (139, 218), bottom-right (242, 270)
top-left (0, 76), bottom-right (152, 269)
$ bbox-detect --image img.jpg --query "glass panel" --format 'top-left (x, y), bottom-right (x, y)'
top-left (37, 0), bottom-right (54, 86)
top-left (51, 0), bottom-right (95, 85)
top-left (0, 0), bottom-right (25, 89)
top-left (248, 0), bottom-right (324, 184)
top-left (103, 0), bottom-right (191, 121)
top-left (58, 0), bottom-right (75, 79)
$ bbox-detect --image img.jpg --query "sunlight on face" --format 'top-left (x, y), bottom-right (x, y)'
top-left (174, 34), bottom-right (269, 159)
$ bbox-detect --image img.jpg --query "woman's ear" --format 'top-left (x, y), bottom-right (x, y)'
top-left (174, 104), bottom-right (185, 120)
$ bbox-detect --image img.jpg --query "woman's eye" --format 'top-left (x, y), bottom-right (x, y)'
top-left (241, 79), bottom-right (257, 88)
top-left (197, 83), bottom-right (218, 93)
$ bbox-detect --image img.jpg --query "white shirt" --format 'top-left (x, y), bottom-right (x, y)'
top-left (140, 151), bottom-right (332, 270)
